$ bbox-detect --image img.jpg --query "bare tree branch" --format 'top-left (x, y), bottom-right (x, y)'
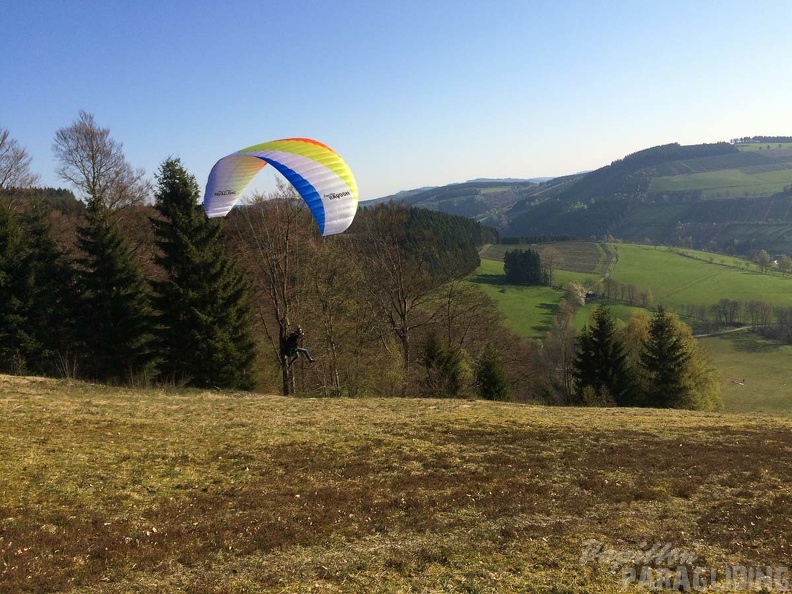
top-left (0, 127), bottom-right (40, 190)
top-left (52, 111), bottom-right (150, 209)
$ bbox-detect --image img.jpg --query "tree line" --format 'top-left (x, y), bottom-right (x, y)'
top-left (540, 302), bottom-right (722, 410)
top-left (0, 155), bottom-right (256, 388)
top-left (682, 298), bottom-right (792, 342)
top-left (500, 234), bottom-right (575, 245)
top-left (0, 117), bottom-right (724, 410)
top-left (3, 116), bottom-right (529, 400)
top-left (503, 248), bottom-right (551, 286)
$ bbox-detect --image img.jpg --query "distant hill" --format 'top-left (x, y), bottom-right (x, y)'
top-left (374, 137), bottom-right (792, 256)
top-left (367, 177), bottom-right (579, 230)
top-left (466, 177), bottom-right (553, 184)
top-left (506, 139), bottom-right (792, 255)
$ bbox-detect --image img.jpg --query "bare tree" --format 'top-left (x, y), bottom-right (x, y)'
top-left (302, 232), bottom-right (379, 397)
top-left (542, 299), bottom-right (577, 403)
top-left (227, 181), bottom-right (311, 395)
top-left (540, 246), bottom-right (561, 284)
top-left (754, 249), bottom-right (771, 274)
top-left (52, 111), bottom-right (150, 209)
top-left (0, 127), bottom-right (40, 190)
top-left (778, 254), bottom-right (792, 277)
top-left (357, 203), bottom-right (445, 392)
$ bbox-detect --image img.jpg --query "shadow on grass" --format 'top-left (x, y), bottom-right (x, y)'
top-left (531, 302), bottom-right (560, 334)
top-left (722, 330), bottom-right (784, 353)
top-left (471, 274), bottom-right (507, 286)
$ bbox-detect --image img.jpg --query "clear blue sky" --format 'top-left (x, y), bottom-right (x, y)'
top-left (3, 0), bottom-right (792, 200)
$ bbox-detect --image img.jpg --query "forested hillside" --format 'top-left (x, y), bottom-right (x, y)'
top-left (375, 138), bottom-right (792, 257)
top-left (506, 140), bottom-right (792, 254)
top-left (0, 179), bottom-right (518, 399)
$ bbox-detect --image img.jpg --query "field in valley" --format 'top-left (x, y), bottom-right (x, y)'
top-left (481, 242), bottom-right (611, 276)
top-left (476, 241), bottom-right (792, 332)
top-left (700, 332), bottom-right (792, 415)
top-left (473, 242), bottom-right (792, 416)
top-left (2, 375), bottom-right (791, 593)
top-left (608, 244), bottom-right (792, 310)
top-left (471, 258), bottom-right (564, 337)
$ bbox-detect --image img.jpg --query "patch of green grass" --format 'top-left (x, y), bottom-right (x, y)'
top-left (572, 300), bottom-right (648, 331)
top-left (472, 258), bottom-right (563, 337)
top-left (649, 170), bottom-right (792, 198)
top-left (479, 186), bottom-right (511, 195)
top-left (699, 332), bottom-right (792, 415)
top-left (649, 159), bottom-right (792, 198)
top-left (609, 244), bottom-right (792, 309)
top-left (736, 142), bottom-right (792, 152)
top-left (2, 375), bottom-right (792, 592)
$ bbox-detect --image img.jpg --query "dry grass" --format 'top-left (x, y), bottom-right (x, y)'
top-left (1, 374), bottom-right (791, 592)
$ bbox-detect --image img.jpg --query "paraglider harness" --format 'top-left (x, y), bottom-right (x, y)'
top-left (282, 327), bottom-right (315, 364)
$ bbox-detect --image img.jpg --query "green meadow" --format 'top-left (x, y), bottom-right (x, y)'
top-left (472, 258), bottom-right (564, 336)
top-left (700, 332), bottom-right (792, 415)
top-left (475, 242), bottom-right (792, 334)
top-left (649, 169), bottom-right (792, 198)
top-left (736, 142), bottom-right (792, 152)
top-left (608, 244), bottom-right (792, 309)
top-left (649, 143), bottom-right (792, 198)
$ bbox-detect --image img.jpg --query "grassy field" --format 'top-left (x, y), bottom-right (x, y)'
top-left (649, 143), bottom-right (792, 199)
top-left (481, 242), bottom-right (609, 275)
top-left (649, 169), bottom-right (792, 199)
top-left (2, 375), bottom-right (791, 593)
top-left (736, 142), bottom-right (792, 152)
top-left (473, 242), bottom-right (792, 338)
top-left (609, 244), bottom-right (792, 310)
top-left (472, 258), bottom-right (564, 337)
top-left (700, 332), bottom-right (792, 415)
top-left (474, 243), bottom-right (792, 415)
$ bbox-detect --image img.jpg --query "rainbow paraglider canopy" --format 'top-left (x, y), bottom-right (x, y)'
top-left (202, 138), bottom-right (358, 236)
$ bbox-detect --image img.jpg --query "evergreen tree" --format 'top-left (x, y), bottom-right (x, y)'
top-left (0, 201), bottom-right (30, 373)
top-left (573, 305), bottom-right (634, 406)
top-left (17, 204), bottom-right (78, 376)
top-left (420, 330), bottom-right (465, 397)
top-left (74, 198), bottom-right (153, 383)
top-left (640, 306), bottom-right (690, 408)
top-left (0, 200), bottom-right (74, 375)
top-left (503, 249), bottom-right (549, 285)
top-left (151, 157), bottom-right (256, 389)
top-left (680, 334), bottom-right (722, 411)
top-left (475, 343), bottom-right (510, 401)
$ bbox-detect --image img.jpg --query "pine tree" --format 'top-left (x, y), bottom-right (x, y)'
top-left (151, 157), bottom-right (256, 389)
top-left (475, 343), bottom-right (510, 401)
top-left (573, 305), bottom-right (634, 406)
top-left (17, 204), bottom-right (78, 376)
top-left (0, 201), bottom-right (30, 373)
top-left (74, 198), bottom-right (153, 383)
top-left (640, 306), bottom-right (690, 408)
top-left (0, 201), bottom-right (77, 375)
top-left (503, 248), bottom-right (549, 285)
top-left (420, 330), bottom-right (465, 397)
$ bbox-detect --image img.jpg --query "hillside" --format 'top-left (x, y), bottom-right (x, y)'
top-left (368, 176), bottom-right (582, 230)
top-left (507, 140), bottom-right (792, 255)
top-left (376, 138), bottom-right (792, 256)
top-left (2, 375), bottom-right (791, 592)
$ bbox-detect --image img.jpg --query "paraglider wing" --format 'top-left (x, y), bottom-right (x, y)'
top-left (203, 138), bottom-right (358, 236)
